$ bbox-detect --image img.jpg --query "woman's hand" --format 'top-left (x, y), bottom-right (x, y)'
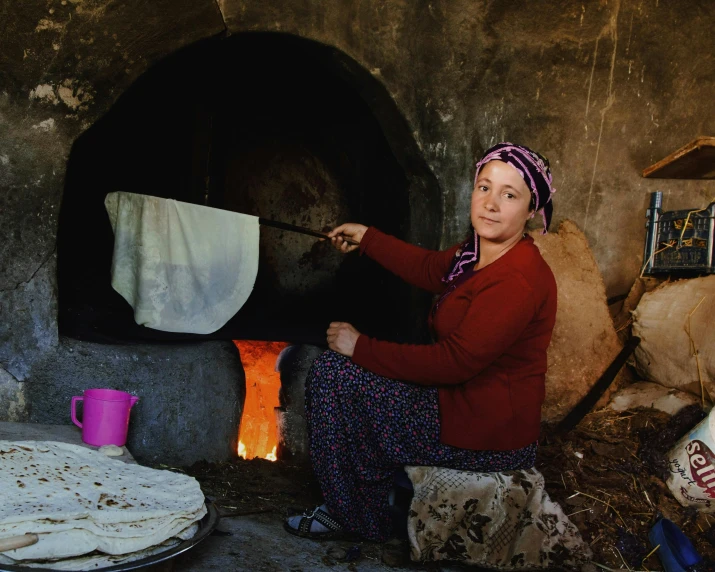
top-left (327, 322), bottom-right (361, 357)
top-left (327, 223), bottom-right (368, 254)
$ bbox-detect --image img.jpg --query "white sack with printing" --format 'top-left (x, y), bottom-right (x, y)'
top-left (105, 192), bottom-right (259, 334)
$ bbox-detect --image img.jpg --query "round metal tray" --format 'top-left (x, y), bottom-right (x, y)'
top-left (0, 500), bottom-right (220, 572)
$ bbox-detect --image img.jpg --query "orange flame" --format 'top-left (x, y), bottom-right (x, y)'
top-left (234, 340), bottom-right (288, 461)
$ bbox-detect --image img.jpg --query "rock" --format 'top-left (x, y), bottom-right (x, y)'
top-left (531, 220), bottom-right (626, 422)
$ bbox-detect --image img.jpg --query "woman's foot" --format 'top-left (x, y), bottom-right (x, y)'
top-left (284, 504), bottom-right (346, 540)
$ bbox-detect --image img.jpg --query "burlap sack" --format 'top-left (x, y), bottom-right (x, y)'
top-left (633, 275), bottom-right (715, 399)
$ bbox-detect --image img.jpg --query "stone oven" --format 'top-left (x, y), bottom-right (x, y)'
top-left (25, 33), bottom-right (442, 466)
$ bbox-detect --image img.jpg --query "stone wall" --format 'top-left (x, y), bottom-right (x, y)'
top-left (26, 339), bottom-right (245, 466)
top-left (2, 1), bottom-right (714, 428)
top-left (0, 0), bottom-right (228, 420)
top-left (221, 0), bottom-right (715, 289)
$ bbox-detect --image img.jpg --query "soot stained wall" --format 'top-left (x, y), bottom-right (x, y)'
top-left (224, 0), bottom-right (715, 292)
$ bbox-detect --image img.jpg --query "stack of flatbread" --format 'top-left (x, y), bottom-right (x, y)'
top-left (0, 441), bottom-right (207, 570)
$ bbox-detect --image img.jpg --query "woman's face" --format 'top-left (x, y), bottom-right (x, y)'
top-left (471, 160), bottom-right (533, 245)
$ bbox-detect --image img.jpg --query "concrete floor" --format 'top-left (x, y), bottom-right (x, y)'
top-left (173, 511), bottom-right (408, 571)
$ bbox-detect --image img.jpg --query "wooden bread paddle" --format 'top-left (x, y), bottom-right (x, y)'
top-left (0, 534), bottom-right (39, 552)
top-left (258, 218), bottom-right (359, 245)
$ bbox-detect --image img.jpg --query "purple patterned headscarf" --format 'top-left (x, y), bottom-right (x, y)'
top-left (442, 142), bottom-right (555, 284)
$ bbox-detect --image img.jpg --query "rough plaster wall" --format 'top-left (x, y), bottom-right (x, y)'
top-left (221, 0), bottom-right (715, 294)
top-left (0, 94), bottom-right (64, 381)
top-left (2, 0), bottom-right (715, 423)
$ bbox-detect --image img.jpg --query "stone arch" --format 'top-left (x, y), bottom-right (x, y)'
top-left (30, 32), bottom-right (444, 464)
top-left (57, 32), bottom-right (442, 344)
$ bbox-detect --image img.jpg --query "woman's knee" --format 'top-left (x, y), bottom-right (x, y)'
top-left (307, 351), bottom-right (372, 402)
top-left (310, 350), bottom-right (344, 375)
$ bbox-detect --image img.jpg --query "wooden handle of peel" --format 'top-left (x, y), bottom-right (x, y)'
top-left (0, 534), bottom-right (39, 552)
top-left (258, 218), bottom-right (359, 245)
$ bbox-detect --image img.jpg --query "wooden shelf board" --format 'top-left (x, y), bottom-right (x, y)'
top-left (643, 136), bottom-right (715, 179)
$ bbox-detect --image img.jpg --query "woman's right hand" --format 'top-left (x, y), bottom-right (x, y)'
top-left (327, 223), bottom-right (368, 254)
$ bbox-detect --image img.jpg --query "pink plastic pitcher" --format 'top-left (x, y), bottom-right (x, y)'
top-left (71, 389), bottom-right (139, 447)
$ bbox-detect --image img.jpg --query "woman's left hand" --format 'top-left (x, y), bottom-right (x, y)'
top-left (327, 322), bottom-right (361, 357)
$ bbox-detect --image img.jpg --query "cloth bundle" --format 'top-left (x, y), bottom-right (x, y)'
top-left (0, 441), bottom-right (207, 570)
top-left (105, 192), bottom-right (260, 334)
top-left (406, 466), bottom-right (592, 569)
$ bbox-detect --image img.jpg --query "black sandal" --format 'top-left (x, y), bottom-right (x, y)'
top-left (283, 506), bottom-right (346, 540)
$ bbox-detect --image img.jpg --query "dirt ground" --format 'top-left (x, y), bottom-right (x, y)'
top-left (182, 405), bottom-right (715, 570)
top-left (537, 405), bottom-right (715, 571)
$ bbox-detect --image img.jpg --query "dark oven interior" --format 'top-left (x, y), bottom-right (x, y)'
top-left (57, 33), bottom-right (439, 346)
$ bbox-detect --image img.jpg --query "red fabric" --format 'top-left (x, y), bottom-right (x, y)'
top-left (352, 227), bottom-right (557, 451)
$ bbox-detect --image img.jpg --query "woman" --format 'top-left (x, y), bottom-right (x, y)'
top-left (284, 142), bottom-right (557, 542)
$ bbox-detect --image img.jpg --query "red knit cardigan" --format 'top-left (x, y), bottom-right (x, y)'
top-left (352, 227), bottom-right (557, 451)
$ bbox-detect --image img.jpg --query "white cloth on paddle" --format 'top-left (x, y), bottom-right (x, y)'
top-left (105, 192), bottom-right (259, 334)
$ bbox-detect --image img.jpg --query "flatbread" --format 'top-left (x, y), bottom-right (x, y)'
top-left (0, 524), bottom-right (198, 570)
top-left (0, 441), bottom-right (206, 560)
top-left (0, 537), bottom-right (183, 570)
top-left (2, 515), bottom-right (200, 558)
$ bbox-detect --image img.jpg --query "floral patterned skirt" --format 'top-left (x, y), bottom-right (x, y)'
top-left (305, 350), bottom-right (537, 542)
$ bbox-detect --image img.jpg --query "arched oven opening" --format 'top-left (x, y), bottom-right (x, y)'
top-left (53, 33), bottom-right (442, 463)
